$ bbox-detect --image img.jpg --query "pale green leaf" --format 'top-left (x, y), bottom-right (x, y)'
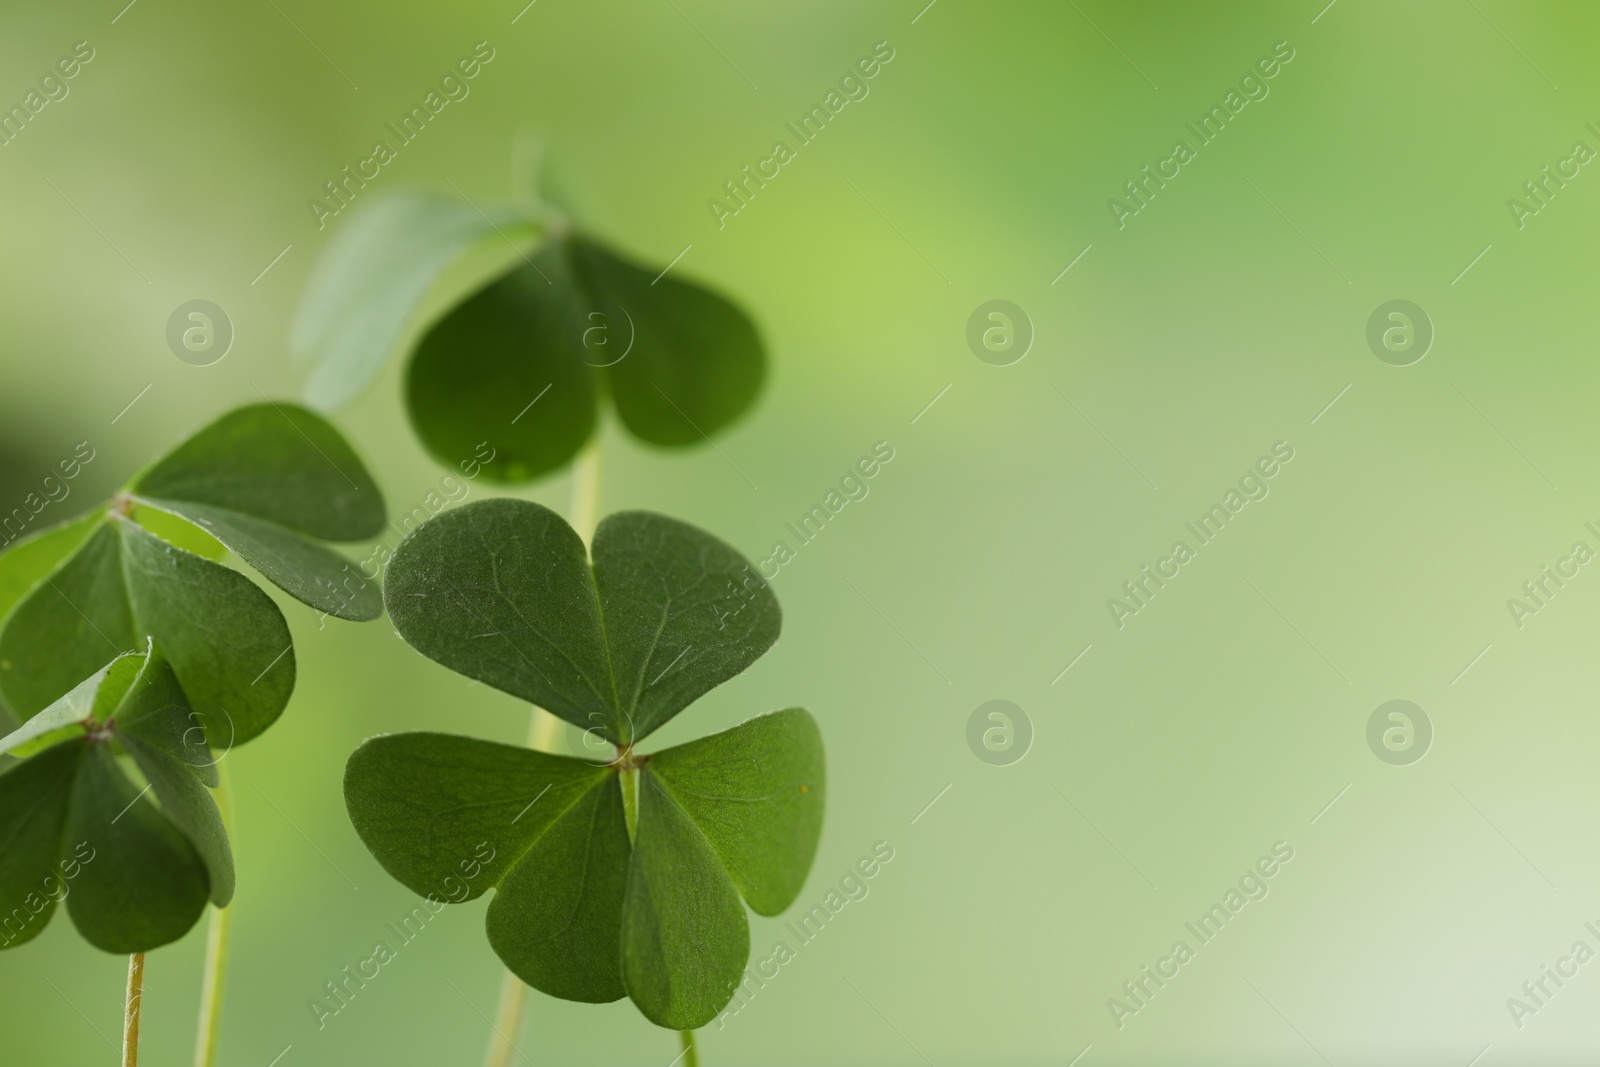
top-left (128, 504), bottom-right (227, 562)
top-left (293, 189), bottom-right (538, 411)
top-left (0, 510), bottom-right (103, 632)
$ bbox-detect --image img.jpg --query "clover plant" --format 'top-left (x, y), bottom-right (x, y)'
top-left (0, 401), bottom-right (385, 1063)
top-left (292, 185), bottom-right (765, 482)
top-left (0, 403), bottom-right (387, 742)
top-left (292, 152), bottom-right (784, 1064)
top-left (344, 498), bottom-right (825, 1035)
top-left (0, 642), bottom-right (229, 952)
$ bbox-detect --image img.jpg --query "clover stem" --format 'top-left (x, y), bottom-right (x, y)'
top-left (481, 973), bottom-right (528, 1067)
top-left (191, 905), bottom-right (231, 1067)
top-left (122, 952), bottom-right (145, 1067)
top-left (191, 762), bottom-right (232, 1067)
top-left (678, 1029), bottom-right (700, 1067)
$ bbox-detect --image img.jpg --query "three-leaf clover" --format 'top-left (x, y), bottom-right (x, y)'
top-left (343, 499), bottom-right (824, 1029)
top-left (0, 403), bottom-right (386, 744)
top-left (293, 189), bottom-right (765, 482)
top-left (0, 641), bottom-right (231, 952)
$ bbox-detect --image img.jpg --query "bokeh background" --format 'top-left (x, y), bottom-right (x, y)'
top-left (4, 0), bottom-right (1600, 1063)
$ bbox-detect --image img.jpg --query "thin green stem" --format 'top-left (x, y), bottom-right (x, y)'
top-left (192, 763), bottom-right (232, 1067)
top-left (191, 904), bottom-right (230, 1067)
top-left (481, 972), bottom-right (528, 1067)
top-left (123, 952), bottom-right (145, 1067)
top-left (678, 1029), bottom-right (699, 1067)
top-left (482, 435), bottom-right (605, 1067)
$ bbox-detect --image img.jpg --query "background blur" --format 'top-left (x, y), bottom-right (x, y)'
top-left (3, 1), bottom-right (1600, 1063)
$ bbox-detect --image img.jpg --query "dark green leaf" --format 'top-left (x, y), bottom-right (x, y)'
top-left (116, 518), bottom-right (294, 745)
top-left (591, 510), bottom-right (780, 742)
top-left (344, 732), bottom-right (629, 1002)
top-left (141, 501), bottom-right (381, 621)
top-left (292, 190), bottom-right (538, 411)
top-left (354, 501), bottom-right (819, 1031)
top-left (118, 725), bottom-right (232, 906)
top-left (133, 402), bottom-right (385, 543)
top-left (64, 745), bottom-right (209, 952)
top-left (571, 237), bottom-right (764, 448)
top-left (129, 403), bottom-right (384, 619)
top-left (116, 645), bottom-right (218, 787)
top-left (0, 518), bottom-right (294, 745)
top-left (0, 520), bottom-right (136, 720)
top-left (486, 772), bottom-right (630, 1003)
top-left (407, 251), bottom-right (597, 482)
top-left (345, 732), bottom-right (609, 900)
top-left (0, 401), bottom-right (380, 740)
top-left (648, 708), bottom-right (824, 916)
top-left (622, 767), bottom-right (749, 1030)
top-left (0, 742), bottom-right (81, 950)
top-left (382, 499), bottom-right (610, 735)
top-left (117, 736), bottom-right (231, 906)
top-left (405, 234), bottom-right (764, 484)
top-left (384, 500), bottom-right (778, 744)
top-left (2, 649), bottom-right (232, 952)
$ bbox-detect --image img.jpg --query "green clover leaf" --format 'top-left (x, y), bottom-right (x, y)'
top-left (346, 498), bottom-right (823, 1029)
top-left (0, 641), bottom-right (231, 954)
top-left (293, 189), bottom-right (766, 483)
top-left (291, 190), bottom-right (538, 411)
top-left (382, 499), bottom-right (780, 745)
top-left (0, 402), bottom-right (386, 743)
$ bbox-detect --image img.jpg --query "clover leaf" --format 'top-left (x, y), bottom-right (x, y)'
top-left (382, 499), bottom-right (780, 745)
top-left (345, 499), bottom-right (823, 1029)
top-left (291, 190), bottom-right (538, 411)
top-left (0, 641), bottom-right (231, 954)
top-left (293, 189), bottom-right (766, 483)
top-left (0, 402), bottom-right (386, 744)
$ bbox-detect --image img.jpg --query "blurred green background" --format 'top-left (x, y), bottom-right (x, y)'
top-left (4, 0), bottom-right (1600, 1063)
